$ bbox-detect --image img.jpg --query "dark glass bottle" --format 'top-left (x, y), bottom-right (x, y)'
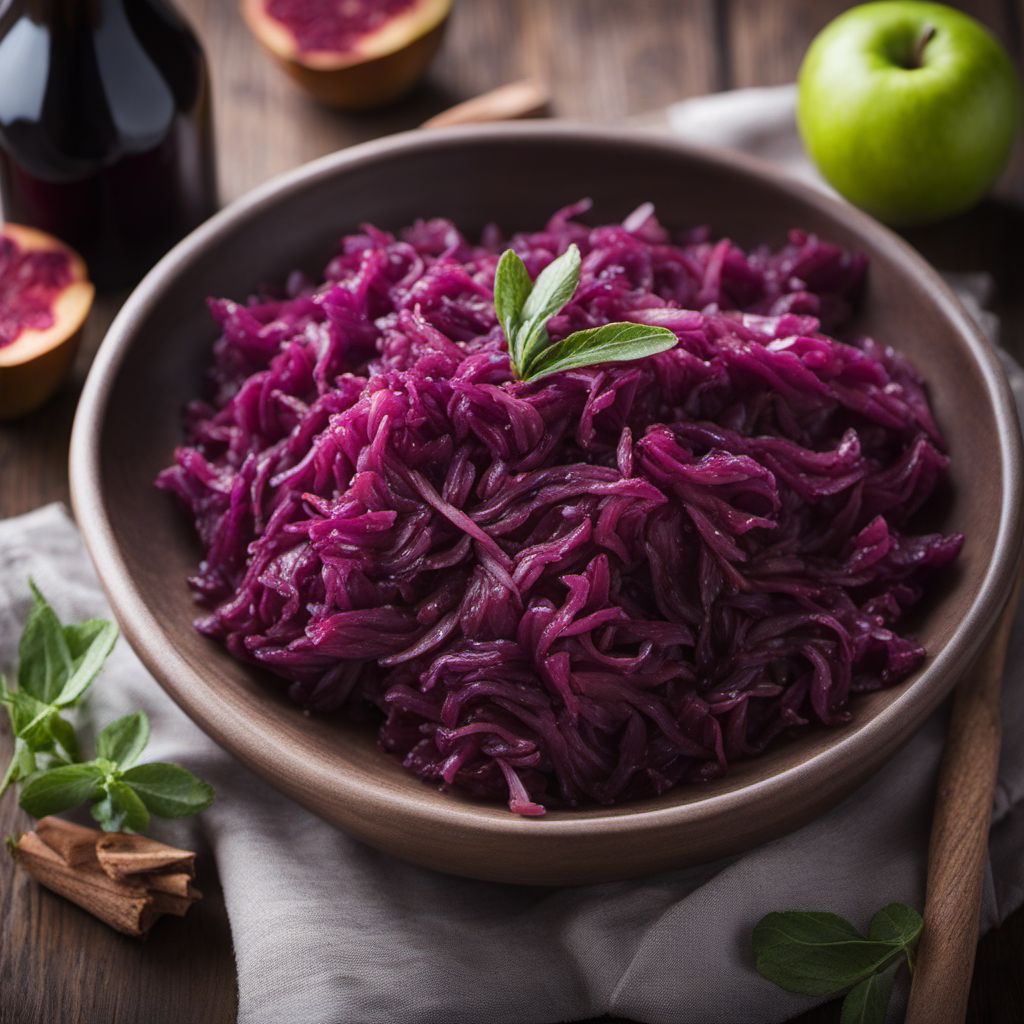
top-left (0, 0), bottom-right (218, 288)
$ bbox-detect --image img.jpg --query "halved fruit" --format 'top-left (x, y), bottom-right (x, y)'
top-left (0, 224), bottom-right (94, 420)
top-left (241, 0), bottom-right (452, 110)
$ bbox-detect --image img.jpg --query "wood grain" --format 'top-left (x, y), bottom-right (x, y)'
top-left (2, 2), bottom-right (1024, 1023)
top-left (907, 578), bottom-right (1023, 1024)
top-left (725, 0), bottom-right (1017, 87)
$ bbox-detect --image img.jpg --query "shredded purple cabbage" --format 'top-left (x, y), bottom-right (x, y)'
top-left (157, 201), bottom-right (962, 816)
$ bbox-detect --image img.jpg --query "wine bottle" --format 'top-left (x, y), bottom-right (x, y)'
top-left (0, 0), bottom-right (218, 288)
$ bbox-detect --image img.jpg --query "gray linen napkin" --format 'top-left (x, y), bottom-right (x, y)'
top-left (3, 86), bottom-right (1023, 1024)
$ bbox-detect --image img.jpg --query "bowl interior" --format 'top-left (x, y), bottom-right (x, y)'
top-left (75, 127), bottom-right (1020, 878)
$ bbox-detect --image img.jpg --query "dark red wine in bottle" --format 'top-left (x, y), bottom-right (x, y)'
top-left (0, 0), bottom-right (218, 288)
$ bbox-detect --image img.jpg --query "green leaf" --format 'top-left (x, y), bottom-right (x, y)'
top-left (494, 248), bottom-right (533, 368)
top-left (54, 618), bottom-right (118, 707)
top-left (0, 738), bottom-right (38, 795)
top-left (517, 244), bottom-right (582, 369)
top-left (522, 322), bottom-right (678, 382)
top-left (47, 713), bottom-right (81, 763)
top-left (97, 711), bottom-right (150, 769)
top-left (840, 961), bottom-right (899, 1024)
top-left (18, 761), bottom-right (106, 818)
top-left (868, 902), bottom-right (923, 949)
top-left (752, 911), bottom-right (903, 996)
top-left (91, 780), bottom-right (150, 833)
top-left (0, 689), bottom-right (58, 793)
top-left (17, 582), bottom-right (73, 703)
top-left (64, 618), bottom-right (113, 660)
top-left (121, 762), bottom-right (215, 818)
top-left (4, 689), bottom-right (56, 748)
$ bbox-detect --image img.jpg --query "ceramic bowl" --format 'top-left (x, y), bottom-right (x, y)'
top-left (70, 124), bottom-right (1023, 885)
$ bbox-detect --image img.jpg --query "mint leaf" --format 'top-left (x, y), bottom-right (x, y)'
top-left (13, 583), bottom-right (115, 710)
top-left (840, 961), bottom-right (899, 1024)
top-left (64, 618), bottom-right (114, 660)
top-left (54, 618), bottom-right (118, 707)
top-left (5, 582), bottom-right (214, 830)
top-left (522, 322), bottom-right (677, 382)
top-left (1, 674), bottom-right (83, 791)
top-left (517, 244), bottom-right (581, 369)
top-left (494, 248), bottom-right (532, 367)
top-left (121, 762), bottom-right (214, 818)
top-left (752, 911), bottom-right (902, 996)
top-left (97, 711), bottom-right (149, 769)
top-left (47, 713), bottom-right (80, 763)
top-left (91, 779), bottom-right (150, 833)
top-left (3, 689), bottom-right (57, 749)
top-left (495, 244), bottom-right (678, 382)
top-left (18, 582), bottom-right (73, 703)
top-left (1, 738), bottom-right (37, 794)
top-left (19, 762), bottom-right (105, 818)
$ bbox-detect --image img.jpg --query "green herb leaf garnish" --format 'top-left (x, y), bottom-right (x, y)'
top-left (120, 762), bottom-right (215, 819)
top-left (91, 778), bottom-right (151, 833)
top-left (494, 245), bottom-right (676, 382)
top-left (493, 248), bottom-right (533, 369)
top-left (18, 581), bottom-right (74, 704)
top-left (2, 583), bottom-right (215, 832)
top-left (96, 711), bottom-right (150, 769)
top-left (524, 322), bottom-right (681, 382)
top-left (752, 903), bottom-right (922, 1024)
top-left (19, 762), bottom-right (106, 819)
top-left (840, 962), bottom-right (899, 1024)
top-left (17, 712), bottom-right (214, 832)
top-left (1, 583), bottom-right (118, 793)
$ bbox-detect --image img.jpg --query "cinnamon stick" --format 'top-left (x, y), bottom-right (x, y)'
top-left (149, 887), bottom-right (203, 918)
top-left (12, 819), bottom-right (202, 937)
top-left (34, 816), bottom-right (99, 867)
top-left (14, 832), bottom-right (156, 937)
top-left (142, 871), bottom-right (195, 897)
top-left (95, 832), bottom-right (195, 880)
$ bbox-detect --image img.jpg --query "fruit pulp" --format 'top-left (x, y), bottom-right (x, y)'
top-left (0, 232), bottom-right (72, 348)
top-left (265, 0), bottom-right (418, 54)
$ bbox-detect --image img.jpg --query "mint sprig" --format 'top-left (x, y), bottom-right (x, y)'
top-left (752, 902), bottom-right (923, 1024)
top-left (0, 583), bottom-right (117, 792)
top-left (2, 583), bottom-right (214, 832)
top-left (494, 243), bottom-right (677, 382)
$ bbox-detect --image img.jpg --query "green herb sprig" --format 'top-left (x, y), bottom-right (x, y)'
top-left (494, 243), bottom-right (677, 382)
top-left (752, 902), bottom-right (922, 1024)
top-left (0, 582), bottom-right (117, 792)
top-left (1, 583), bottom-right (214, 833)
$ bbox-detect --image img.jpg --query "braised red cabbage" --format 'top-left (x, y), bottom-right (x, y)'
top-left (157, 202), bottom-right (961, 816)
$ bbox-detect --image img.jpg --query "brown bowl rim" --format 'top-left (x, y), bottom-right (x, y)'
top-left (69, 122), bottom-right (1024, 846)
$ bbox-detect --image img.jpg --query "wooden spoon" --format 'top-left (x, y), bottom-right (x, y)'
top-left (906, 572), bottom-right (1022, 1023)
top-left (421, 79), bottom-right (550, 129)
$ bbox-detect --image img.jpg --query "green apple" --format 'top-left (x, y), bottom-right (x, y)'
top-left (797, 1), bottom-right (1019, 226)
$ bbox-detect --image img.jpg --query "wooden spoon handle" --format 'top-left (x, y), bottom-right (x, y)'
top-left (421, 80), bottom-right (550, 129)
top-left (906, 574), bottom-right (1021, 1024)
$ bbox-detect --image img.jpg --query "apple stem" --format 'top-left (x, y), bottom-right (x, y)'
top-left (911, 24), bottom-right (937, 68)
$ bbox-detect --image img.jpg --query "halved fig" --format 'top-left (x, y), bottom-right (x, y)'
top-left (0, 224), bottom-right (94, 420)
top-left (241, 0), bottom-right (452, 110)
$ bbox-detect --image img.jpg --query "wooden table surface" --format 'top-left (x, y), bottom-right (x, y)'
top-left (2, 2), bottom-right (1024, 1022)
